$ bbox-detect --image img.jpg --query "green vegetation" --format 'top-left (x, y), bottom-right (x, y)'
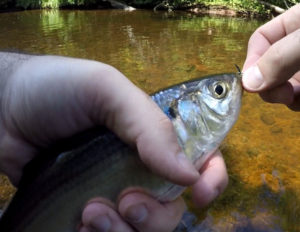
top-left (0, 0), bottom-right (15, 9)
top-left (0, 0), bottom-right (97, 10)
top-left (14, 0), bottom-right (98, 9)
top-left (0, 0), bottom-right (299, 16)
top-left (196, 0), bottom-right (266, 12)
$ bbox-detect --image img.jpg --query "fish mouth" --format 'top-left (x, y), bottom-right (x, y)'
top-left (234, 64), bottom-right (242, 77)
top-left (234, 64), bottom-right (244, 96)
top-left (231, 67), bottom-right (243, 97)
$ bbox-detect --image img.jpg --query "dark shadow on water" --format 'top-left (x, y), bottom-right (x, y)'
top-left (177, 208), bottom-right (284, 232)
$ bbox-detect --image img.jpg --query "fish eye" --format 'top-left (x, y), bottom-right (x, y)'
top-left (215, 85), bottom-right (223, 95)
top-left (212, 81), bottom-right (227, 99)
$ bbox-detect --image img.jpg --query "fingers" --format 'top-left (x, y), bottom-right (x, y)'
top-left (118, 192), bottom-right (185, 232)
top-left (80, 198), bottom-right (133, 232)
top-left (135, 114), bottom-right (200, 186)
top-left (79, 150), bottom-right (228, 232)
top-left (191, 150), bottom-right (228, 208)
top-left (287, 75), bottom-right (300, 110)
top-left (242, 28), bottom-right (300, 92)
top-left (242, 4), bottom-right (300, 111)
top-left (85, 64), bottom-right (199, 186)
top-left (7, 55), bottom-right (199, 186)
top-left (242, 4), bottom-right (300, 95)
top-left (80, 194), bottom-right (186, 232)
top-left (258, 81), bottom-right (294, 105)
top-left (80, 150), bottom-right (228, 232)
top-left (243, 4), bottom-right (300, 70)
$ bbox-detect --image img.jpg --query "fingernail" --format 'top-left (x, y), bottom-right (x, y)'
top-left (125, 204), bottom-right (148, 224)
top-left (177, 152), bottom-right (199, 176)
top-left (90, 215), bottom-right (111, 232)
top-left (243, 65), bottom-right (264, 90)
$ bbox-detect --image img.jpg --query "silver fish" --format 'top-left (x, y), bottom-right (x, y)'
top-left (0, 73), bottom-right (242, 232)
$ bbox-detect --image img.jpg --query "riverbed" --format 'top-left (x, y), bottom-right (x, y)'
top-left (0, 9), bottom-right (299, 231)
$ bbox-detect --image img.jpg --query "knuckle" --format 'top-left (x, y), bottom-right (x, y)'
top-left (293, 28), bottom-right (300, 44)
top-left (269, 44), bottom-right (283, 69)
top-left (291, 3), bottom-right (300, 17)
top-left (283, 5), bottom-right (300, 33)
top-left (248, 29), bottom-right (260, 48)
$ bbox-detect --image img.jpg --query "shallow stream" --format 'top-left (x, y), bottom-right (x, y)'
top-left (0, 9), bottom-right (299, 231)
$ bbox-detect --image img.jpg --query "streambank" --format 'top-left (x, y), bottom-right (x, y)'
top-left (0, 0), bottom-right (289, 18)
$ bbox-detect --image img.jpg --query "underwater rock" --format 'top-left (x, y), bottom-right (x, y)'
top-left (270, 126), bottom-right (282, 134)
top-left (260, 114), bottom-right (275, 125)
top-left (246, 148), bottom-right (259, 157)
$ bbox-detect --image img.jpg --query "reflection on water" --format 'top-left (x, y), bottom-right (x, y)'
top-left (0, 9), bottom-right (299, 231)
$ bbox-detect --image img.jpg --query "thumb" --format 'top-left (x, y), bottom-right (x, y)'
top-left (86, 65), bottom-right (200, 186)
top-left (242, 29), bottom-right (300, 93)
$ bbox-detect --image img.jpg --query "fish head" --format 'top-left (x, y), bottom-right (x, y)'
top-left (153, 73), bottom-right (242, 166)
top-left (173, 73), bottom-right (242, 164)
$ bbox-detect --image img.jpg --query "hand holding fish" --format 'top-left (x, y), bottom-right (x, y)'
top-left (243, 4), bottom-right (300, 111)
top-left (0, 53), bottom-right (229, 232)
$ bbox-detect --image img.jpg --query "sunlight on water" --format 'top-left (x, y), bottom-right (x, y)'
top-left (0, 9), bottom-right (299, 231)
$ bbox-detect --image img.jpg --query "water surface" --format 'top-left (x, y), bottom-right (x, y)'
top-left (0, 9), bottom-right (299, 231)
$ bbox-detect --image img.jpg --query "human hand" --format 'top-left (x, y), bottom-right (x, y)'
top-left (243, 4), bottom-right (300, 111)
top-left (78, 149), bottom-right (227, 232)
top-left (0, 53), bottom-right (228, 231)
